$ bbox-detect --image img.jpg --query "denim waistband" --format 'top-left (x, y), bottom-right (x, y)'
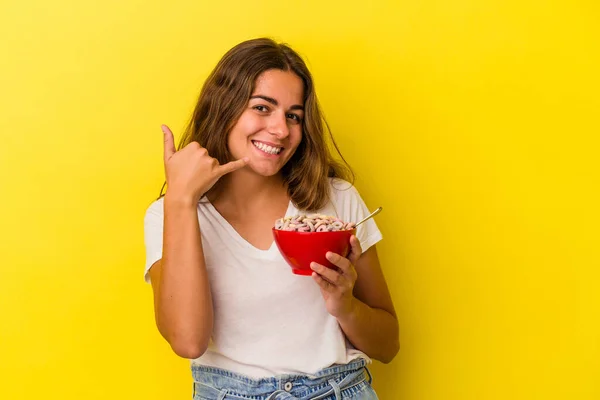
top-left (192, 358), bottom-right (372, 400)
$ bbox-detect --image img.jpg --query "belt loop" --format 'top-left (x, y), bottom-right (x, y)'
top-left (328, 379), bottom-right (342, 400)
top-left (217, 388), bottom-right (228, 400)
top-left (365, 366), bottom-right (373, 384)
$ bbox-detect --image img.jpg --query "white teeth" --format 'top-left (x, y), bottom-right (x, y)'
top-left (253, 141), bottom-right (282, 155)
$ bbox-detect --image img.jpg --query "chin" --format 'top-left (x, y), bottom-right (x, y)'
top-left (246, 163), bottom-right (283, 178)
top-left (251, 168), bottom-right (280, 177)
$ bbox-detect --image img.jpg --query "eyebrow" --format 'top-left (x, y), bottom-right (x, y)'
top-left (250, 95), bottom-right (304, 111)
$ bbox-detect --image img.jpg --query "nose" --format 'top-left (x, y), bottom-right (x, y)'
top-left (267, 112), bottom-right (289, 139)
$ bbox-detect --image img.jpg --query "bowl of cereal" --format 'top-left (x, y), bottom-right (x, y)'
top-left (272, 214), bottom-right (357, 276)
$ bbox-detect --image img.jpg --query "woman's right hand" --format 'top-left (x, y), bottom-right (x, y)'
top-left (161, 124), bottom-right (248, 204)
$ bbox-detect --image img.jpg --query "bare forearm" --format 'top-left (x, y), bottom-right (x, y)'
top-left (337, 298), bottom-right (399, 363)
top-left (157, 195), bottom-right (213, 357)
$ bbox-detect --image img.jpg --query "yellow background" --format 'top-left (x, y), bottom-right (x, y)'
top-left (1, 1), bottom-right (598, 399)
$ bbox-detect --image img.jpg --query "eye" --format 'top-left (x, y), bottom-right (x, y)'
top-left (253, 105), bottom-right (269, 112)
top-left (287, 113), bottom-right (302, 123)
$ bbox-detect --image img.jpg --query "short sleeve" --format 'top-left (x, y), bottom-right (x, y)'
top-left (330, 179), bottom-right (383, 253)
top-left (143, 198), bottom-right (165, 283)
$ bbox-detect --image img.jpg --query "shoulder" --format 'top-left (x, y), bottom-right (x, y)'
top-left (327, 179), bottom-right (382, 251)
top-left (328, 177), bottom-right (362, 200)
top-left (143, 197), bottom-right (165, 231)
top-left (144, 196), bottom-right (165, 219)
top-left (325, 177), bottom-right (368, 220)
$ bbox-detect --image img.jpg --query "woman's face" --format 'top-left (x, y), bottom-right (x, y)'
top-left (227, 69), bottom-right (304, 177)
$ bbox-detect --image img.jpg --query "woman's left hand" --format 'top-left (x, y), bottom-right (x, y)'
top-left (311, 235), bottom-right (363, 318)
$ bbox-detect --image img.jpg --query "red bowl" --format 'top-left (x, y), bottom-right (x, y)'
top-left (272, 228), bottom-right (357, 276)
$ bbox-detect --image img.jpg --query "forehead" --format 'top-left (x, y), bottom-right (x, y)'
top-left (253, 69), bottom-right (304, 105)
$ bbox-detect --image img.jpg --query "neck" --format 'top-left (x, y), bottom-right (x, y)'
top-left (208, 168), bottom-right (288, 212)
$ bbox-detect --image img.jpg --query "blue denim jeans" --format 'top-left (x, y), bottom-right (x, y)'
top-left (191, 358), bottom-right (378, 400)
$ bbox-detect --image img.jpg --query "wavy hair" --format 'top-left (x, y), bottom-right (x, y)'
top-left (160, 37), bottom-right (353, 211)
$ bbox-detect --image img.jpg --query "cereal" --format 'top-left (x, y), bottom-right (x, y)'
top-left (274, 214), bottom-right (356, 232)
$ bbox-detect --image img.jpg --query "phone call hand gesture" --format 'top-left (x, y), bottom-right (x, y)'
top-left (161, 124), bottom-right (248, 204)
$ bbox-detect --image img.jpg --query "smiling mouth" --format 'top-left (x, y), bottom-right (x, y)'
top-left (252, 140), bottom-right (283, 155)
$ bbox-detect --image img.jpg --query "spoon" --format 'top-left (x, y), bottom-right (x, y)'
top-left (354, 206), bottom-right (383, 228)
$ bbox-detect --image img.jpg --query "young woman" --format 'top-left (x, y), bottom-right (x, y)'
top-left (143, 37), bottom-right (399, 400)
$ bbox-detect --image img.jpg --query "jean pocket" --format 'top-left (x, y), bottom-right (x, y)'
top-left (193, 382), bottom-right (224, 400)
top-left (193, 394), bottom-right (214, 400)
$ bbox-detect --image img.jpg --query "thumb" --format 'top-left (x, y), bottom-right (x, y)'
top-left (348, 235), bottom-right (363, 264)
top-left (162, 124), bottom-right (176, 162)
top-left (217, 157), bottom-right (249, 176)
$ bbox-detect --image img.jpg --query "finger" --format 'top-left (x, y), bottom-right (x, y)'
top-left (347, 235), bottom-right (363, 265)
top-left (311, 262), bottom-right (343, 286)
top-left (325, 252), bottom-right (352, 274)
top-left (161, 124), bottom-right (176, 162)
top-left (312, 272), bottom-right (336, 293)
top-left (325, 252), bottom-right (358, 284)
top-left (217, 157), bottom-right (249, 176)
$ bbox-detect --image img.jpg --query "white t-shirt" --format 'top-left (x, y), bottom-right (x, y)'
top-left (143, 178), bottom-right (383, 378)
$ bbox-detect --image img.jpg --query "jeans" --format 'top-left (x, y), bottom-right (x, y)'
top-left (192, 358), bottom-right (378, 400)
